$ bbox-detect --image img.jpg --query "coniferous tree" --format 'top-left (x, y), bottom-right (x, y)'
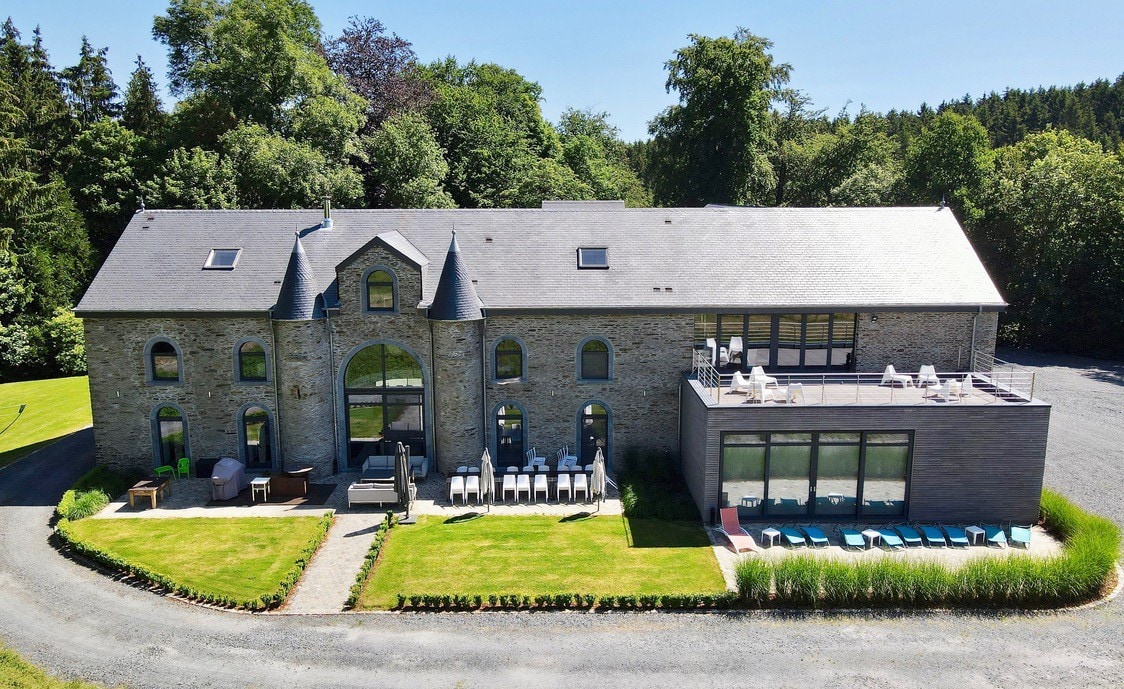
top-left (122, 55), bottom-right (167, 138)
top-left (61, 36), bottom-right (120, 126)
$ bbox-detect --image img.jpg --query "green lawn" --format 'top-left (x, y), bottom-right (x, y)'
top-left (0, 643), bottom-right (103, 688)
top-left (64, 516), bottom-right (327, 603)
top-left (358, 515), bottom-right (726, 609)
top-left (0, 376), bottom-right (92, 469)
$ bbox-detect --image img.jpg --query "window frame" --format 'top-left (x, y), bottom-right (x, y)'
top-left (576, 336), bottom-right (613, 382)
top-left (492, 337), bottom-right (527, 382)
top-left (576, 247), bottom-right (609, 269)
top-left (362, 266), bottom-right (399, 313)
top-left (203, 248), bottom-right (241, 270)
top-left (237, 402), bottom-right (275, 469)
top-left (150, 403), bottom-right (189, 468)
top-left (145, 337), bottom-right (183, 385)
top-left (233, 337), bottom-right (270, 383)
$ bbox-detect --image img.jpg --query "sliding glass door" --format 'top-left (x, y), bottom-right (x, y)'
top-left (720, 431), bottom-right (911, 520)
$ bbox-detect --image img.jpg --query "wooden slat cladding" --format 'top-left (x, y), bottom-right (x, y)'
top-left (679, 378), bottom-right (1050, 524)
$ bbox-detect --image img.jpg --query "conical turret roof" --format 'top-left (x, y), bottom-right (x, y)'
top-left (273, 233), bottom-right (323, 320)
top-left (427, 231), bottom-right (484, 321)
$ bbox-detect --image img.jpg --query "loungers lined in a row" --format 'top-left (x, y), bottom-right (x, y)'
top-left (715, 509), bottom-right (1033, 553)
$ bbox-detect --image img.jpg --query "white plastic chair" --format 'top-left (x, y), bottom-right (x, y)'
top-left (917, 365), bottom-right (939, 387)
top-left (573, 473), bottom-right (589, 503)
top-left (449, 476), bottom-right (465, 504)
top-left (557, 473), bottom-right (572, 502)
top-left (728, 336), bottom-right (744, 363)
top-left (502, 474), bottom-right (517, 502)
top-left (464, 475), bottom-right (480, 504)
top-left (536, 465), bottom-right (549, 472)
top-left (705, 338), bottom-right (730, 366)
top-left (961, 374), bottom-right (976, 398)
top-left (455, 466), bottom-right (468, 474)
top-left (526, 448), bottom-right (546, 467)
top-left (727, 371), bottom-right (754, 395)
top-left (750, 366), bottom-right (779, 388)
top-left (516, 474), bottom-right (531, 502)
top-left (880, 365), bottom-right (913, 387)
top-left (533, 474), bottom-right (548, 503)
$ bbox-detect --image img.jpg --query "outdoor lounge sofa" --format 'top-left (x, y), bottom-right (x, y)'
top-left (363, 454), bottom-right (429, 479)
top-left (348, 481), bottom-right (407, 507)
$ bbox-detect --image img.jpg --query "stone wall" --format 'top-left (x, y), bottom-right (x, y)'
top-left (854, 311), bottom-right (998, 373)
top-left (274, 319), bottom-right (335, 477)
top-left (483, 313), bottom-right (695, 470)
top-left (83, 316), bottom-right (278, 475)
top-left (432, 320), bottom-right (485, 474)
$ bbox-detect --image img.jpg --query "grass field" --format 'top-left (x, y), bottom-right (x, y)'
top-left (64, 517), bottom-right (327, 603)
top-left (0, 376), bottom-right (92, 469)
top-left (357, 515), bottom-right (726, 609)
top-left (0, 643), bottom-right (102, 688)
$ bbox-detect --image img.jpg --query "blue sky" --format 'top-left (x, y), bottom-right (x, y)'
top-left (7, 0), bottom-right (1122, 141)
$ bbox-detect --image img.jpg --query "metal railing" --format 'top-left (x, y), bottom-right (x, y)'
top-left (971, 349), bottom-right (1036, 401)
top-left (687, 366), bottom-right (1037, 407)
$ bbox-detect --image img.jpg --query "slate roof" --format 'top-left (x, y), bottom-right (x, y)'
top-left (427, 232), bottom-right (484, 321)
top-left (75, 206), bottom-right (1007, 316)
top-left (272, 234), bottom-right (322, 320)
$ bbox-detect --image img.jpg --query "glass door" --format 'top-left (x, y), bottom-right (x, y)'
top-left (764, 433), bottom-right (812, 516)
top-left (813, 433), bottom-right (860, 516)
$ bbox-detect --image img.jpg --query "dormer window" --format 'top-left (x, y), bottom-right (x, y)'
top-left (577, 247), bottom-right (609, 269)
top-left (204, 248), bottom-right (241, 270)
top-left (364, 267), bottom-right (398, 312)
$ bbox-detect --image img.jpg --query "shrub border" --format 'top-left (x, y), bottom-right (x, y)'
top-left (345, 511), bottom-right (396, 609)
top-left (55, 513), bottom-right (333, 611)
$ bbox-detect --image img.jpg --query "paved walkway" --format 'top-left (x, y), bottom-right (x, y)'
top-left (284, 513), bottom-right (383, 614)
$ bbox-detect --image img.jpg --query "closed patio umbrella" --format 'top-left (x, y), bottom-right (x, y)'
top-left (592, 448), bottom-right (607, 511)
top-left (395, 442), bottom-right (411, 517)
top-left (480, 448), bottom-right (494, 510)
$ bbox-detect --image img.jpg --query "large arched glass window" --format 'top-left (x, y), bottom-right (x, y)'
top-left (154, 405), bottom-right (186, 468)
top-left (149, 341), bottom-right (181, 382)
top-left (494, 403), bottom-right (525, 467)
top-left (365, 269), bottom-right (396, 312)
top-left (578, 337), bottom-right (612, 381)
top-left (494, 338), bottom-right (525, 381)
top-left (344, 344), bottom-right (425, 469)
top-left (241, 405), bottom-right (272, 469)
top-left (237, 340), bottom-right (268, 382)
top-left (578, 402), bottom-right (610, 465)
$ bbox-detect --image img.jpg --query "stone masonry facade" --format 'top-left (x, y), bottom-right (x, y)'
top-left (83, 236), bottom-right (999, 478)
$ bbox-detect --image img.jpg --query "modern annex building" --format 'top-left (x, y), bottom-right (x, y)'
top-left (75, 201), bottom-right (1049, 523)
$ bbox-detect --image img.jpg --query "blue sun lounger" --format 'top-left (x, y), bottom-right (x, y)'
top-left (778, 527), bottom-right (807, 547)
top-left (918, 525), bottom-right (947, 547)
top-left (1009, 525), bottom-right (1032, 548)
top-left (894, 525), bottom-right (924, 548)
top-left (801, 526), bottom-right (829, 548)
top-left (877, 528), bottom-right (905, 550)
top-left (943, 526), bottom-right (970, 548)
top-left (839, 528), bottom-right (866, 550)
top-left (984, 525), bottom-right (1008, 547)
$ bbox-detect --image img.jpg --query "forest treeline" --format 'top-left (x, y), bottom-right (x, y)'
top-left (2, 0), bottom-right (1122, 381)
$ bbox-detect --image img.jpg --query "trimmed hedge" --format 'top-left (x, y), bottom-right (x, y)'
top-left (393, 591), bottom-right (738, 611)
top-left (733, 489), bottom-right (1119, 609)
top-left (345, 511), bottom-right (396, 609)
top-left (56, 513), bottom-right (333, 611)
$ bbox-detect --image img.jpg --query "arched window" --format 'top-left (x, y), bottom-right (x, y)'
top-left (578, 402), bottom-right (610, 465)
top-left (343, 343), bottom-right (425, 469)
top-left (365, 268), bottom-right (397, 312)
top-left (578, 337), bottom-right (612, 381)
top-left (494, 402), bottom-right (526, 466)
top-left (148, 339), bottom-right (181, 383)
top-left (237, 340), bottom-right (268, 382)
top-left (493, 338), bottom-right (525, 381)
top-left (241, 405), bottom-right (273, 469)
top-left (153, 405), bottom-right (187, 468)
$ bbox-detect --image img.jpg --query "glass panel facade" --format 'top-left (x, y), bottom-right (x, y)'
top-left (344, 345), bottom-right (425, 468)
top-left (719, 431), bottom-right (912, 520)
top-left (698, 313), bottom-right (858, 372)
top-left (831, 313), bottom-right (856, 368)
top-left (746, 315), bottom-right (771, 368)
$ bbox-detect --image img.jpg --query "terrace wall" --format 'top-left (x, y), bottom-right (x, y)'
top-left (854, 311), bottom-right (998, 373)
top-left (680, 378), bottom-right (1049, 524)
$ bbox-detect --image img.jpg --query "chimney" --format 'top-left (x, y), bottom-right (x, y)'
top-left (321, 195), bottom-right (333, 229)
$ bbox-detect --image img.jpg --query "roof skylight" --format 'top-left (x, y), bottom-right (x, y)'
top-left (204, 248), bottom-right (241, 270)
top-left (577, 247), bottom-right (609, 269)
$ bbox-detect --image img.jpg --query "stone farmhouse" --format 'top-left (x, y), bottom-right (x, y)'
top-left (75, 201), bottom-right (1050, 523)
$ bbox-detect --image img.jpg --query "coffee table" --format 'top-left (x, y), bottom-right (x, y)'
top-left (128, 478), bottom-right (171, 509)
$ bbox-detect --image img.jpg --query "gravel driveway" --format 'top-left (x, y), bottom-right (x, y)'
top-left (1, 352), bottom-right (1122, 688)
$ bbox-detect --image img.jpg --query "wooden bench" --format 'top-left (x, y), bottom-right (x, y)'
top-left (127, 478), bottom-right (171, 509)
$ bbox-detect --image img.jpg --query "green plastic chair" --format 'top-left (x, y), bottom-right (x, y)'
top-left (176, 457), bottom-right (191, 479)
top-left (154, 464), bottom-right (175, 479)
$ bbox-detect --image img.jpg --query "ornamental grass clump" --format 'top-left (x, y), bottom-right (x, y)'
top-left (733, 557), bottom-right (770, 605)
top-left (772, 555), bottom-right (823, 608)
top-left (821, 560), bottom-right (872, 608)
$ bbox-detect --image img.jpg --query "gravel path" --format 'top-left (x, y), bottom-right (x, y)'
top-left (1, 355), bottom-right (1122, 688)
top-left (283, 514), bottom-right (380, 614)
